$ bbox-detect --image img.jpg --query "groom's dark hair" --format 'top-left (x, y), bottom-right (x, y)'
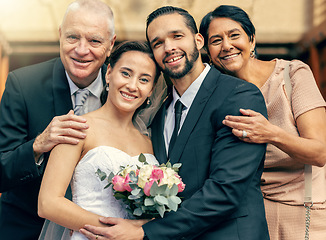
top-left (145, 6), bottom-right (198, 43)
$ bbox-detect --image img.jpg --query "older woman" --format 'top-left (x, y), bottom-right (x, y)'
top-left (200, 5), bottom-right (326, 240)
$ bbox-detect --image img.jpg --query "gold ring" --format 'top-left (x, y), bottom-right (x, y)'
top-left (96, 235), bottom-right (99, 240)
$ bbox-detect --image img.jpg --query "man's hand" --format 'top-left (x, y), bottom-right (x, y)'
top-left (79, 217), bottom-right (147, 240)
top-left (33, 110), bottom-right (89, 160)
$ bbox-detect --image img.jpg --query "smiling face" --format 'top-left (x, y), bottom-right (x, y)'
top-left (106, 51), bottom-right (156, 114)
top-left (207, 17), bottom-right (255, 75)
top-left (147, 13), bottom-right (203, 80)
top-left (59, 7), bottom-right (115, 88)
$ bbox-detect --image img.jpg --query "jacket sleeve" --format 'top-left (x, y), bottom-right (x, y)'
top-left (143, 82), bottom-right (268, 240)
top-left (0, 73), bottom-right (42, 192)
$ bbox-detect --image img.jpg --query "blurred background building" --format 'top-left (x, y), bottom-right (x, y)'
top-left (0, 0), bottom-right (326, 99)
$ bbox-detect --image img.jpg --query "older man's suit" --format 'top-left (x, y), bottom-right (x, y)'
top-left (0, 58), bottom-right (106, 240)
top-left (143, 67), bottom-right (270, 240)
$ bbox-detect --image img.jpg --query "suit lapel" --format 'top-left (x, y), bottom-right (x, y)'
top-left (169, 68), bottom-right (221, 164)
top-left (52, 60), bottom-right (108, 116)
top-left (151, 93), bottom-right (172, 164)
top-left (52, 58), bottom-right (73, 115)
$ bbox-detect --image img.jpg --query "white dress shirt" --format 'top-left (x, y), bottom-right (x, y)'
top-left (67, 69), bottom-right (104, 114)
top-left (164, 64), bottom-right (211, 153)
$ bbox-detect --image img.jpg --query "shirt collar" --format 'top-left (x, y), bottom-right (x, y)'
top-left (67, 69), bottom-right (103, 99)
top-left (171, 63), bottom-right (211, 110)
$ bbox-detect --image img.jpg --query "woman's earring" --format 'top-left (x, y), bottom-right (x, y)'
top-left (106, 84), bottom-right (109, 91)
top-left (147, 98), bottom-right (151, 105)
top-left (250, 50), bottom-right (256, 58)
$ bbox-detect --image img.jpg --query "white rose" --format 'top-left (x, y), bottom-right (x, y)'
top-left (137, 165), bottom-right (154, 188)
top-left (160, 167), bottom-right (180, 188)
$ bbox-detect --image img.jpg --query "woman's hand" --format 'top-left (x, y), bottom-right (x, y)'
top-left (222, 108), bottom-right (277, 144)
top-left (223, 107), bottom-right (326, 166)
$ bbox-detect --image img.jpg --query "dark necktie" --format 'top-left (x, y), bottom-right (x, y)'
top-left (168, 100), bottom-right (184, 157)
top-left (74, 89), bottom-right (90, 116)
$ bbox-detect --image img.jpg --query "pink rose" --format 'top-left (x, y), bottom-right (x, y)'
top-left (123, 173), bottom-right (133, 192)
top-left (176, 175), bottom-right (185, 192)
top-left (144, 180), bottom-right (155, 196)
top-left (112, 175), bottom-right (126, 192)
top-left (150, 167), bottom-right (164, 182)
top-left (177, 181), bottom-right (185, 192)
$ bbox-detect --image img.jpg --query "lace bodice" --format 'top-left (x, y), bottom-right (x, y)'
top-left (70, 146), bottom-right (158, 239)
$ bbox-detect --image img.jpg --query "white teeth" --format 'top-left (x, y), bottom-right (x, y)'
top-left (167, 56), bottom-right (183, 63)
top-left (121, 92), bottom-right (136, 99)
top-left (222, 53), bottom-right (239, 60)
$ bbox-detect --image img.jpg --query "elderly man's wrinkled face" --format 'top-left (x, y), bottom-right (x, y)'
top-left (59, 8), bottom-right (115, 88)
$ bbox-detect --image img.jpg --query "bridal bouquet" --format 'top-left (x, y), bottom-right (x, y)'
top-left (96, 154), bottom-right (185, 218)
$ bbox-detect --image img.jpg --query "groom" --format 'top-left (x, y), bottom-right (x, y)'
top-left (81, 6), bottom-right (270, 240)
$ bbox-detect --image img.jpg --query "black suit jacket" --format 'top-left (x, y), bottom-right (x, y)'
top-left (144, 67), bottom-right (270, 240)
top-left (0, 58), bottom-right (106, 240)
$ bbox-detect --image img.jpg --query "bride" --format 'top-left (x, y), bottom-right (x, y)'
top-left (38, 41), bottom-right (164, 239)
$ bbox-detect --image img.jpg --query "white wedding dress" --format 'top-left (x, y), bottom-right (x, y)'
top-left (39, 146), bottom-right (159, 240)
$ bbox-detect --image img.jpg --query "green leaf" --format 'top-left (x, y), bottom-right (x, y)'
top-left (172, 163), bottom-right (182, 169)
top-left (159, 163), bottom-right (166, 168)
top-left (150, 182), bottom-right (170, 196)
top-left (166, 161), bottom-right (172, 168)
top-left (157, 184), bottom-right (169, 196)
top-left (131, 188), bottom-right (141, 196)
top-left (133, 208), bottom-right (143, 216)
top-left (114, 192), bottom-right (128, 200)
top-left (96, 169), bottom-right (107, 181)
top-left (129, 171), bottom-right (138, 182)
top-left (133, 198), bottom-right (144, 204)
top-left (169, 195), bottom-right (181, 205)
top-left (128, 194), bottom-right (141, 200)
top-left (149, 181), bottom-right (159, 195)
top-left (129, 183), bottom-right (138, 190)
top-left (138, 153), bottom-right (147, 163)
top-left (144, 197), bottom-right (155, 206)
top-left (154, 195), bottom-right (168, 206)
top-left (155, 204), bottom-right (166, 218)
top-left (169, 184), bottom-right (178, 196)
top-left (164, 185), bottom-right (171, 196)
top-left (159, 184), bottom-right (169, 195)
top-left (167, 197), bottom-right (178, 211)
top-left (107, 172), bottom-right (115, 182)
top-left (125, 208), bottom-right (133, 215)
top-left (172, 163), bottom-right (182, 172)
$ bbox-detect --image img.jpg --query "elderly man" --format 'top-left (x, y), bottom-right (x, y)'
top-left (0, 0), bottom-right (115, 239)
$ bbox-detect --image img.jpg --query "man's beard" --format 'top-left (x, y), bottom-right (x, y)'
top-left (162, 45), bottom-right (199, 79)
